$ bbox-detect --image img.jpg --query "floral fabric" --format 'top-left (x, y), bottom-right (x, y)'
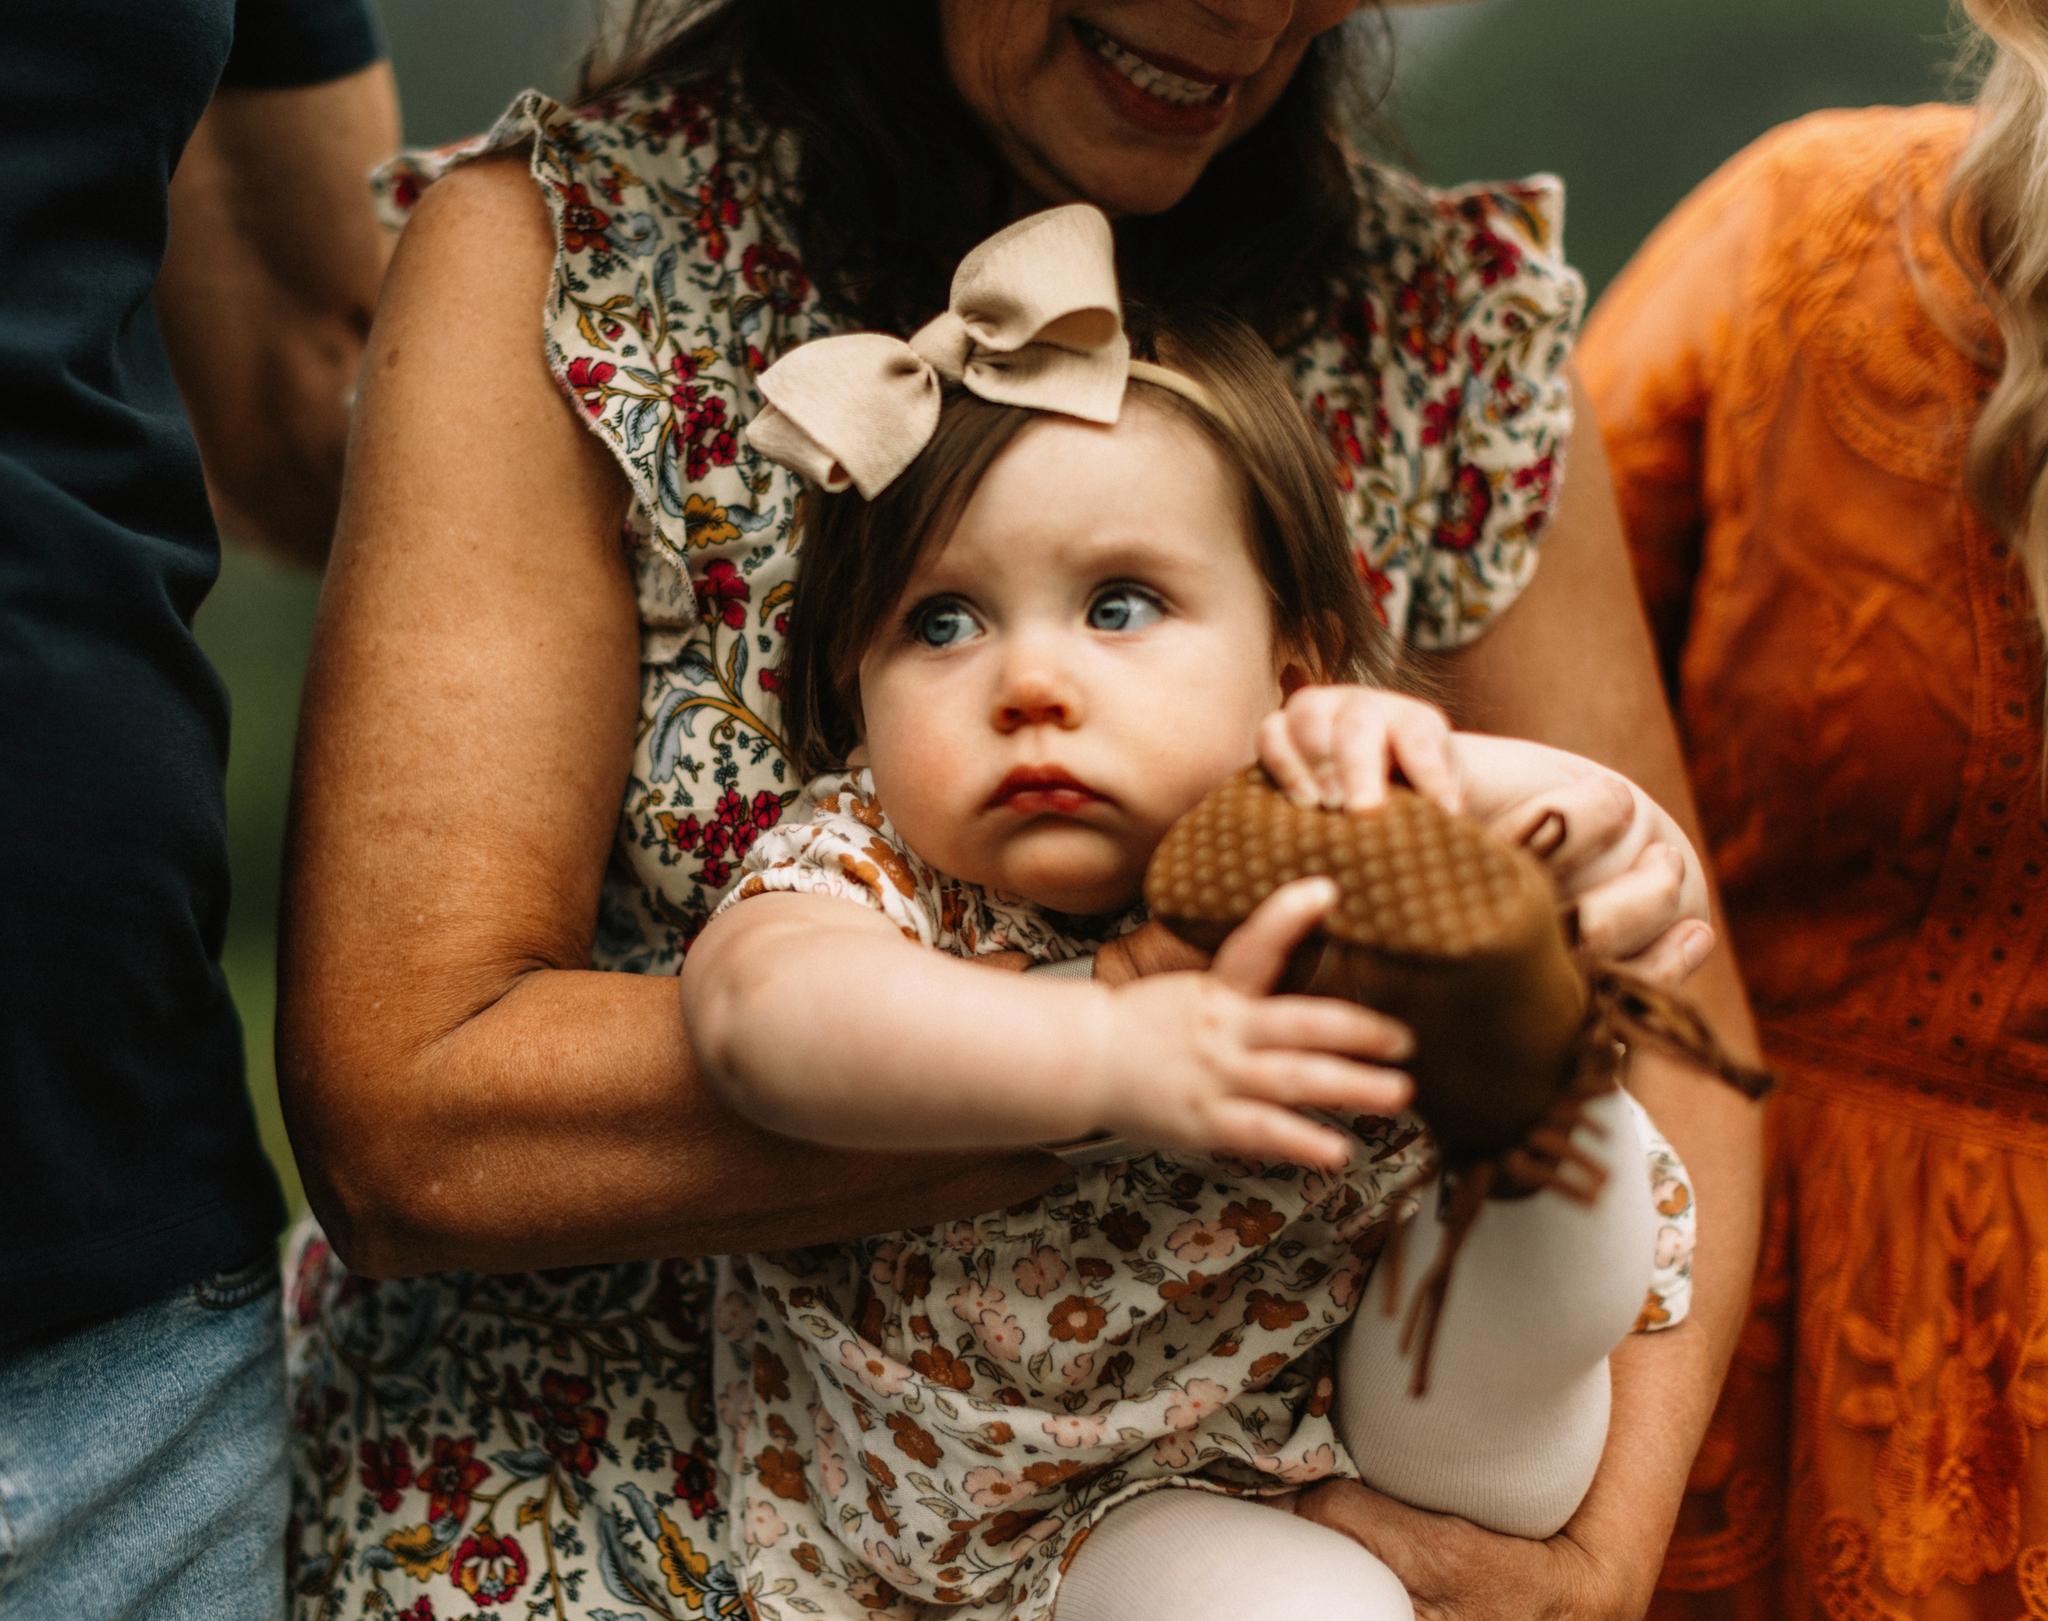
top-left (288, 75), bottom-right (1588, 1621)
top-left (680, 771), bottom-right (1697, 1621)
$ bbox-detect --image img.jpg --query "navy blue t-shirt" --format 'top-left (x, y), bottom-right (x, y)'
top-left (0, 0), bottom-right (381, 1343)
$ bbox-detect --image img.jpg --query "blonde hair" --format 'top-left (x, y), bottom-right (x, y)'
top-left (1950, 0), bottom-right (2048, 747)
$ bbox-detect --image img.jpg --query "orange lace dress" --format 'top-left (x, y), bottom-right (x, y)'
top-left (1580, 105), bottom-right (2048, 1620)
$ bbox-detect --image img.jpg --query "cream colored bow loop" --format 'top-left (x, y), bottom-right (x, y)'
top-left (746, 204), bottom-right (1130, 499)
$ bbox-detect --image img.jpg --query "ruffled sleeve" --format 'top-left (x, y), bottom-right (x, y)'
top-left (1295, 170), bottom-right (1584, 651)
top-left (370, 80), bottom-right (839, 658)
top-left (715, 770), bottom-right (1103, 966)
top-left (714, 770), bottom-right (947, 946)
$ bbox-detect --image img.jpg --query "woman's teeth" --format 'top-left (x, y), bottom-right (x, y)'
top-left (1074, 21), bottom-right (1229, 108)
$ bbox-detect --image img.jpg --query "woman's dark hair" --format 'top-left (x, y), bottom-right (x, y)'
top-left (583, 2), bottom-right (1395, 347)
top-left (778, 304), bottom-right (1399, 778)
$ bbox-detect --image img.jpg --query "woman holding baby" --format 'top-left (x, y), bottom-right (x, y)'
top-left (277, 2), bottom-right (1763, 1616)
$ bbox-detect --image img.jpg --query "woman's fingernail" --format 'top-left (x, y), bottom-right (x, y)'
top-left (1524, 811), bottom-right (1567, 857)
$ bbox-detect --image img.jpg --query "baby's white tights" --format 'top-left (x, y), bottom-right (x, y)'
top-left (1056, 1089), bottom-right (1657, 1621)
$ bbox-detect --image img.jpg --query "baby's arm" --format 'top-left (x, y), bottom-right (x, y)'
top-left (682, 882), bottom-right (1412, 1167)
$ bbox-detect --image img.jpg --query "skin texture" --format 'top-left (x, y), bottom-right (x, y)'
top-left (283, 13), bottom-right (1764, 1612)
top-left (858, 402), bottom-right (1295, 914)
top-left (156, 61), bottom-right (400, 567)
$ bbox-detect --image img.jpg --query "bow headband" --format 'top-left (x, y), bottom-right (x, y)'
top-left (744, 204), bottom-right (1217, 499)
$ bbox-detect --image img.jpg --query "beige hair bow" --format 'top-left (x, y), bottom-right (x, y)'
top-left (746, 204), bottom-right (1141, 499)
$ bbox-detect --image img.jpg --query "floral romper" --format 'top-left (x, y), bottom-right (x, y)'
top-left (285, 74), bottom-right (1678, 1621)
top-left (694, 770), bottom-right (1695, 1621)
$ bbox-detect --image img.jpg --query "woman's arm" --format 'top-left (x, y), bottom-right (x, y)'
top-left (1297, 375), bottom-right (1763, 1618)
top-left (277, 157), bottom-right (1064, 1280)
top-left (684, 885), bottom-right (1413, 1165)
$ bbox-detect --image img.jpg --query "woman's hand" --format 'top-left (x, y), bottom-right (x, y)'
top-left (1287, 1480), bottom-right (1636, 1621)
top-left (1092, 878), bottom-right (1413, 1167)
top-left (1452, 732), bottom-right (1714, 986)
top-left (1258, 687), bottom-right (1713, 988)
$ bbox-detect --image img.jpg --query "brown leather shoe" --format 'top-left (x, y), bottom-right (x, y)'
top-left (1144, 766), bottom-right (1771, 1389)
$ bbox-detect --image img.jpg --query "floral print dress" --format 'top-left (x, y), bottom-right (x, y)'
top-left (688, 770), bottom-right (1697, 1621)
top-left (286, 73), bottom-right (1615, 1621)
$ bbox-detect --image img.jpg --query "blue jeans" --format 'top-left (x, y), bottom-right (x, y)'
top-left (0, 1252), bottom-right (287, 1620)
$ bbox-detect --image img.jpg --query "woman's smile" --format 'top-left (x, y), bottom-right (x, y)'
top-left (1069, 19), bottom-right (1239, 136)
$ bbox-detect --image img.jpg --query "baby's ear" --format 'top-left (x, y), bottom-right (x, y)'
top-left (1275, 636), bottom-right (1323, 698)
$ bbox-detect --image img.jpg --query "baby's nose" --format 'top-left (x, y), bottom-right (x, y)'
top-left (994, 666), bottom-right (1081, 732)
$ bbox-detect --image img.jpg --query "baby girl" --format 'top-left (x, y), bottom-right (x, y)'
top-left (680, 205), bottom-right (1701, 1621)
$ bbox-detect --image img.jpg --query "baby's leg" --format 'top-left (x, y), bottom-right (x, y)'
top-left (1056, 1488), bottom-right (1412, 1621)
top-left (1336, 1088), bottom-right (1657, 1539)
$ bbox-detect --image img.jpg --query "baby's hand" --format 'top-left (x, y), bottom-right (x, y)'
top-left (1259, 687), bottom-right (1463, 814)
top-left (1091, 878), bottom-right (1414, 1169)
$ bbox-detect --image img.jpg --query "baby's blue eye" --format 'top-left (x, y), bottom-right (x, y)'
top-left (908, 598), bottom-right (980, 648)
top-left (1087, 585), bottom-right (1163, 633)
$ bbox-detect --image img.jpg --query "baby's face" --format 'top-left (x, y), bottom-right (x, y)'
top-left (857, 399), bottom-right (1291, 914)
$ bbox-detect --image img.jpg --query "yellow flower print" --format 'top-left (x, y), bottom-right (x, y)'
top-left (381, 1520), bottom-right (453, 1580)
top-left (685, 492), bottom-right (742, 550)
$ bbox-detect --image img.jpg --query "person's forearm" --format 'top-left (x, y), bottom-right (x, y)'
top-left (281, 963), bottom-right (1062, 1279)
top-left (685, 902), bottom-right (1113, 1151)
top-left (1561, 950), bottom-right (1763, 1615)
top-left (158, 62), bottom-right (398, 565)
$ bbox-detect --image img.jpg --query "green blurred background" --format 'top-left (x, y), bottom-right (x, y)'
top-left (210, 0), bottom-right (1963, 1214)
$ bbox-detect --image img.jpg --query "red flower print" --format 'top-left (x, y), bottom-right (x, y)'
top-left (399, 1601), bottom-right (435, 1621)
top-left (1395, 263), bottom-right (1458, 377)
top-left (1513, 453), bottom-right (1558, 534)
top-left (389, 173), bottom-right (421, 214)
top-left (451, 1528), bottom-right (529, 1608)
top-left (694, 165), bottom-right (741, 261)
top-left (1464, 225), bottom-right (1525, 288)
top-left (532, 1370), bottom-right (608, 1477)
top-left (673, 1440), bottom-right (720, 1520)
top-left (667, 813), bottom-right (702, 852)
top-left (751, 789), bottom-right (783, 831)
top-left (292, 1235), bottom-right (331, 1326)
top-left (1420, 395), bottom-right (1458, 449)
top-left (357, 1437), bottom-right (413, 1513)
top-left (564, 356), bottom-right (617, 417)
top-left (1355, 552), bottom-right (1394, 623)
top-left (1433, 463), bottom-right (1494, 552)
top-left (741, 238), bottom-right (812, 315)
top-left (698, 856), bottom-right (732, 888)
top-left (694, 558), bottom-right (749, 629)
top-left (417, 1435), bottom-right (490, 1524)
top-left (555, 182), bottom-right (613, 256)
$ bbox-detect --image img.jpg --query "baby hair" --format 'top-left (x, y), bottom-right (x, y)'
top-left (778, 304), bottom-right (1398, 780)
